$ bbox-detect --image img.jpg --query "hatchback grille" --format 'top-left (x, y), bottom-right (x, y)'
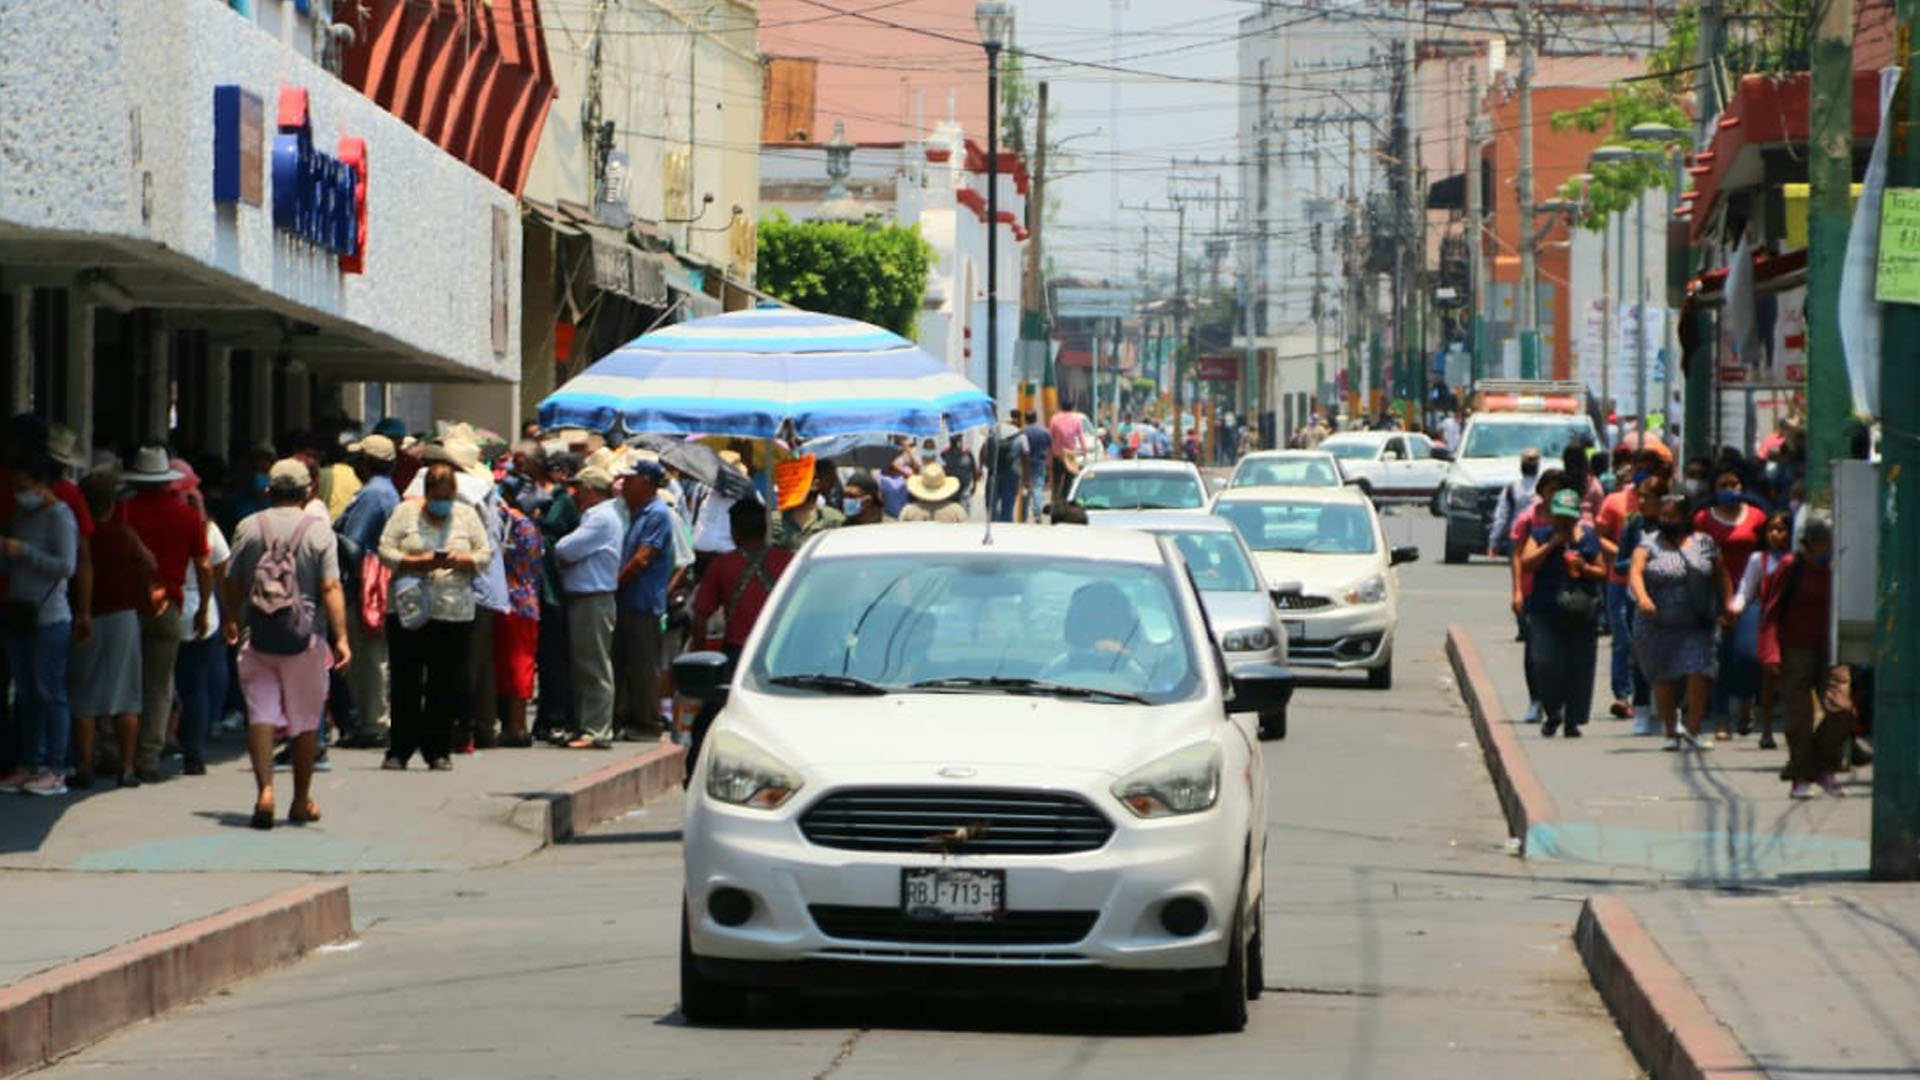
top-left (1273, 593), bottom-right (1332, 611)
top-left (798, 788), bottom-right (1114, 854)
top-left (810, 906), bottom-right (1099, 946)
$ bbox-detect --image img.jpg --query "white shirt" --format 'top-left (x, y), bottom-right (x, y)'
top-left (692, 489), bottom-right (737, 554)
top-left (1439, 415), bottom-right (1461, 448)
top-left (178, 521), bottom-right (230, 641)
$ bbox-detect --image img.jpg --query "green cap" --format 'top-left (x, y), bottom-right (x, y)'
top-left (1549, 488), bottom-right (1581, 518)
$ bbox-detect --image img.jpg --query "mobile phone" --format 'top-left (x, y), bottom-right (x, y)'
top-left (434, 549), bottom-right (449, 561)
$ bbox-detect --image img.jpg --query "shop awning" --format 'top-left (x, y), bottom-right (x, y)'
top-left (524, 198), bottom-right (694, 309)
top-left (1688, 71), bottom-right (1883, 243)
top-left (1427, 172), bottom-right (1466, 211)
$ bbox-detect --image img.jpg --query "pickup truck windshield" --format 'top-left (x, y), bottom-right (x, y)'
top-left (1460, 420), bottom-right (1593, 459)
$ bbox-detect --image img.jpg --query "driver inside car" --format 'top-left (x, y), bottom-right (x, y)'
top-left (1043, 581), bottom-right (1143, 682)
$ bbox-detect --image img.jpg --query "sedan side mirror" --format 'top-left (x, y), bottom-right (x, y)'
top-left (1390, 545), bottom-right (1421, 566)
top-left (1229, 661), bottom-right (1294, 715)
top-left (673, 650), bottom-right (733, 702)
top-left (1430, 447), bottom-right (1454, 462)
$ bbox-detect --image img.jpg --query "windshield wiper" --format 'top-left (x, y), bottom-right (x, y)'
top-left (767, 673), bottom-right (890, 695)
top-left (907, 675), bottom-right (1152, 705)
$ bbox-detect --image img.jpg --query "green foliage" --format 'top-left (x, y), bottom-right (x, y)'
top-left (755, 212), bottom-right (932, 337)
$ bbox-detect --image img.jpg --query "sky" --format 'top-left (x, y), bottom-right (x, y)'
top-left (1008, 0), bottom-right (1254, 285)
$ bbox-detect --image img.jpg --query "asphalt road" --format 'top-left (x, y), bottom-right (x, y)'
top-left (43, 512), bottom-right (1640, 1080)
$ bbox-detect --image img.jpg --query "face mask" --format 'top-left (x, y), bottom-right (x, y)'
top-left (1520, 461), bottom-right (1539, 477)
top-left (1714, 489), bottom-right (1740, 508)
top-left (1814, 553), bottom-right (1832, 567)
top-left (15, 491), bottom-right (44, 511)
top-left (426, 498), bottom-right (454, 518)
top-left (1631, 470), bottom-right (1650, 485)
top-left (1682, 479), bottom-right (1708, 498)
top-left (842, 496), bottom-right (865, 517)
top-left (920, 450), bottom-right (938, 463)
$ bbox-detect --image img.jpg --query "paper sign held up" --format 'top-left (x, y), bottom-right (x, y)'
top-left (775, 455), bottom-right (816, 511)
top-left (1874, 188), bottom-right (1920, 305)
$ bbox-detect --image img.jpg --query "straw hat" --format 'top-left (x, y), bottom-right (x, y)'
top-left (906, 462), bottom-right (961, 502)
top-left (123, 446), bottom-right (183, 484)
top-left (718, 448), bottom-right (748, 475)
top-left (442, 438), bottom-right (491, 480)
top-left (45, 424), bottom-right (86, 469)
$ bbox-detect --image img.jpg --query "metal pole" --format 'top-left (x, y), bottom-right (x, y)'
top-left (1515, 0), bottom-right (1540, 379)
top-left (1805, 0), bottom-right (1853, 500)
top-left (1173, 201), bottom-right (1187, 452)
top-left (1636, 191), bottom-right (1648, 431)
top-left (986, 41), bottom-right (1002, 414)
top-left (1467, 59), bottom-right (1485, 390)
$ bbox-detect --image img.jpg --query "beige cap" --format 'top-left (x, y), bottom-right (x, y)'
top-left (268, 458), bottom-right (312, 491)
top-left (349, 434), bottom-right (397, 462)
top-left (574, 465), bottom-right (616, 491)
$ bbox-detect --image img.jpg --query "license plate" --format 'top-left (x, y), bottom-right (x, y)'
top-left (1284, 620), bottom-right (1305, 641)
top-left (902, 868), bottom-right (1004, 921)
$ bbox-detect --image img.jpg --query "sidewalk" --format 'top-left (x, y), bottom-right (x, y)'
top-left (1448, 581), bottom-right (1920, 1078)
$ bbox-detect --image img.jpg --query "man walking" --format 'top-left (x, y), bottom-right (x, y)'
top-left (334, 434), bottom-right (399, 748)
top-left (222, 459), bottom-right (349, 829)
top-left (120, 446), bottom-right (212, 784)
top-left (552, 465), bottom-right (622, 748)
top-left (984, 408), bottom-right (1024, 523)
top-left (942, 434), bottom-right (978, 512)
top-left (614, 459), bottom-right (675, 742)
top-left (1020, 409), bottom-right (1052, 522)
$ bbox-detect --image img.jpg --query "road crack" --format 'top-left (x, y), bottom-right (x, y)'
top-left (814, 1028), bottom-right (868, 1079)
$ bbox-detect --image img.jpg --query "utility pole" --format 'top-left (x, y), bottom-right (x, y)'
top-left (1515, 0), bottom-right (1540, 379)
top-left (1021, 82), bottom-right (1048, 318)
top-left (1126, 199), bottom-right (1190, 444)
top-left (1346, 117), bottom-right (1362, 411)
top-left (1870, 0), bottom-right (1920, 881)
top-left (1467, 57), bottom-right (1487, 388)
top-left (1389, 38), bottom-right (1410, 408)
top-left (1804, 0), bottom-right (1852, 498)
top-left (1683, 0), bottom-right (1720, 461)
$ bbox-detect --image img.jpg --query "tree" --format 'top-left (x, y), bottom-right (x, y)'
top-left (755, 212), bottom-right (933, 337)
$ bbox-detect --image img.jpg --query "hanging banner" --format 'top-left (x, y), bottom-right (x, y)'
top-left (1842, 67), bottom-right (1901, 414)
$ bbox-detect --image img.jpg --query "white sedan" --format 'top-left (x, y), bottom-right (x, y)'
top-left (1224, 450), bottom-right (1345, 491)
top-left (675, 524), bottom-right (1289, 1031)
top-left (1065, 460), bottom-right (1210, 519)
top-left (1317, 432), bottom-right (1452, 502)
top-left (1211, 486), bottom-right (1419, 689)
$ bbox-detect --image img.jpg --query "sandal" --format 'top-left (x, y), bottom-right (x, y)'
top-left (566, 735), bottom-right (613, 750)
top-left (289, 801), bottom-right (322, 825)
top-left (249, 804), bottom-right (275, 830)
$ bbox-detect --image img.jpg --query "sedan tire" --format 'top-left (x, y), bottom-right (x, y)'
top-left (1366, 651), bottom-right (1394, 690)
top-left (680, 905), bottom-right (749, 1027)
top-left (1187, 873), bottom-right (1251, 1033)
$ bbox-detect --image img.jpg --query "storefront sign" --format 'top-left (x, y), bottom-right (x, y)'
top-left (1195, 355), bottom-right (1239, 382)
top-left (271, 86), bottom-right (366, 269)
top-left (212, 85), bottom-right (264, 207)
top-left (1719, 364), bottom-right (1749, 385)
top-left (1874, 187), bottom-right (1920, 305)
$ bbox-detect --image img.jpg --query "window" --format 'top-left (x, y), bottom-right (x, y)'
top-left (1214, 500), bottom-right (1377, 555)
top-left (1072, 470), bottom-right (1205, 510)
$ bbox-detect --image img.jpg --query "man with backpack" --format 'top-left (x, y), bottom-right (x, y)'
top-left (984, 408), bottom-right (1025, 523)
top-left (222, 459), bottom-right (350, 830)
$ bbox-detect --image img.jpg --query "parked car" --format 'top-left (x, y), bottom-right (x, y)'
top-left (1211, 487), bottom-right (1418, 689)
top-left (1315, 432), bottom-right (1451, 502)
top-left (675, 524), bottom-right (1291, 1031)
top-left (1092, 511), bottom-right (1294, 738)
top-left (1224, 450), bottom-right (1345, 491)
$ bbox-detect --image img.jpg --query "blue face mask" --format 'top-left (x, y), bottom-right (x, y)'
top-left (15, 491), bottom-right (44, 511)
top-left (1814, 553), bottom-right (1833, 567)
top-left (1631, 470), bottom-right (1650, 485)
top-left (426, 497), bottom-right (454, 519)
top-left (842, 496), bottom-right (865, 517)
top-left (1714, 489), bottom-right (1740, 508)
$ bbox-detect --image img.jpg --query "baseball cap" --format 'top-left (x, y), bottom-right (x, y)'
top-left (268, 458), bottom-right (312, 492)
top-left (573, 465), bottom-right (615, 491)
top-left (624, 458), bottom-right (667, 484)
top-left (348, 434), bottom-right (397, 462)
top-left (1549, 488), bottom-right (1580, 518)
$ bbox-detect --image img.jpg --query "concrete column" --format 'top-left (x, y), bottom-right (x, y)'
top-left (251, 353), bottom-right (275, 451)
top-left (283, 360), bottom-right (311, 432)
top-left (9, 285), bottom-right (32, 414)
top-left (206, 346), bottom-right (232, 459)
top-left (65, 294), bottom-right (94, 459)
top-left (146, 323), bottom-right (171, 445)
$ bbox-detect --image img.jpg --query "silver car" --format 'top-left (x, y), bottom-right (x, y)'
top-left (1094, 512), bottom-right (1294, 739)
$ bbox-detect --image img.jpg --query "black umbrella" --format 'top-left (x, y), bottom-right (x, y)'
top-left (626, 433), bottom-right (755, 499)
top-left (798, 432), bottom-right (910, 470)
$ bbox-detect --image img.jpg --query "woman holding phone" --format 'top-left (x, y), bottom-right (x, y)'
top-left (377, 463), bottom-right (491, 771)
top-left (1517, 488), bottom-right (1606, 737)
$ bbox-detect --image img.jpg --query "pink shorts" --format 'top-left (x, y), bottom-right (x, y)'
top-left (237, 638), bottom-right (332, 736)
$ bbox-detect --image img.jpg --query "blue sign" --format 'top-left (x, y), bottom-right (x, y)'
top-left (271, 87), bottom-right (359, 258)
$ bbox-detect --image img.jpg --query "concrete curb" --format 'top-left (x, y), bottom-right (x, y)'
top-left (521, 741), bottom-right (688, 843)
top-left (1575, 896), bottom-right (1765, 1080)
top-left (1445, 623), bottom-right (1559, 855)
top-left (0, 881), bottom-right (351, 1077)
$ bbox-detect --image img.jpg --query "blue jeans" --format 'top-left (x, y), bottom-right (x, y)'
top-left (1708, 604), bottom-right (1762, 724)
top-left (990, 473), bottom-right (1019, 523)
top-left (174, 635), bottom-right (229, 770)
top-left (1028, 475), bottom-right (1047, 520)
top-left (1605, 582), bottom-right (1650, 707)
top-left (5, 620), bottom-right (72, 773)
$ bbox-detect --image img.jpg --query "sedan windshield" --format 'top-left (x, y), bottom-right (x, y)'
top-left (1319, 440), bottom-right (1380, 460)
top-left (1160, 531), bottom-right (1260, 592)
top-left (1460, 420), bottom-right (1592, 459)
top-left (1072, 471), bottom-right (1205, 510)
top-left (1214, 501), bottom-right (1377, 555)
top-left (750, 555), bottom-right (1201, 704)
top-left (1230, 457), bottom-right (1341, 488)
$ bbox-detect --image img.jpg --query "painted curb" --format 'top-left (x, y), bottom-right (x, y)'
top-left (1445, 623), bottom-right (1559, 855)
top-left (0, 881), bottom-right (350, 1077)
top-left (530, 741), bottom-right (688, 843)
top-left (1575, 896), bottom-right (1765, 1080)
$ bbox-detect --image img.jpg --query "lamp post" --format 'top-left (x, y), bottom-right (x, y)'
top-left (1591, 137), bottom-right (1681, 437)
top-left (975, 1), bottom-right (1013, 416)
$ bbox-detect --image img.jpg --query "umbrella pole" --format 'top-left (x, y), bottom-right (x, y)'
top-left (763, 436), bottom-right (776, 546)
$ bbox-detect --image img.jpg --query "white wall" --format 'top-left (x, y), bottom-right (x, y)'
top-left (0, 0), bottom-right (518, 380)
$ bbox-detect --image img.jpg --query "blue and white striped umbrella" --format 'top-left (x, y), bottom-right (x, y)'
top-left (537, 309), bottom-right (995, 439)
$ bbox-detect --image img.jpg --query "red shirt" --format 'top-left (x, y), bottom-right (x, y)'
top-left (120, 488), bottom-right (207, 607)
top-left (693, 546), bottom-right (794, 648)
top-left (1596, 489), bottom-right (1637, 585)
top-left (1761, 553), bottom-right (1829, 659)
top-left (1694, 503), bottom-right (1766, 583)
top-left (89, 515), bottom-right (148, 615)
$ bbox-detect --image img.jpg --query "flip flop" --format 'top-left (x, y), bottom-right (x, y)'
top-left (565, 735), bottom-right (612, 750)
top-left (289, 801), bottom-right (322, 825)
top-left (249, 805), bottom-right (275, 830)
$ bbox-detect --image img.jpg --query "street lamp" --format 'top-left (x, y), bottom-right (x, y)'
top-left (975, 0), bottom-right (1013, 420)
top-left (1589, 142), bottom-right (1680, 432)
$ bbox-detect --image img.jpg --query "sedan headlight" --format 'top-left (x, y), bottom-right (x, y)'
top-left (1220, 626), bottom-right (1276, 652)
top-left (1341, 574), bottom-right (1388, 606)
top-left (1445, 483), bottom-right (1479, 509)
top-left (1112, 743), bottom-right (1222, 819)
top-left (704, 731), bottom-right (804, 810)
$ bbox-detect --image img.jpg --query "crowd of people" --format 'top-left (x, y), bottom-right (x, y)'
top-left (1501, 421), bottom-right (1867, 800)
top-left (0, 411), bottom-right (1041, 821)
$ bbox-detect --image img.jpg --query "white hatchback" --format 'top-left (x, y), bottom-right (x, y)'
top-left (674, 524), bottom-right (1290, 1031)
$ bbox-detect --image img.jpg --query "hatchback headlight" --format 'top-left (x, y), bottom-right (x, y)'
top-left (1341, 574), bottom-right (1388, 606)
top-left (704, 732), bottom-right (804, 810)
top-left (1221, 626), bottom-right (1276, 652)
top-left (1112, 743), bottom-right (1222, 819)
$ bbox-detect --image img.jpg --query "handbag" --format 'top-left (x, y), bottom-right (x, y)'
top-left (1552, 578), bottom-right (1600, 622)
top-left (1684, 563), bottom-right (1720, 628)
top-left (389, 574), bottom-right (430, 631)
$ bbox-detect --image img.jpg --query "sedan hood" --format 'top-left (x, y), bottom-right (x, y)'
top-left (1250, 551), bottom-right (1381, 597)
top-left (720, 689), bottom-right (1214, 780)
top-left (1200, 590), bottom-right (1278, 633)
top-left (1446, 458), bottom-right (1520, 488)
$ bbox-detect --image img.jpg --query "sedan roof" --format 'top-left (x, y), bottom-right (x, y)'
top-left (806, 521), bottom-right (1170, 565)
top-left (1211, 485), bottom-right (1374, 509)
